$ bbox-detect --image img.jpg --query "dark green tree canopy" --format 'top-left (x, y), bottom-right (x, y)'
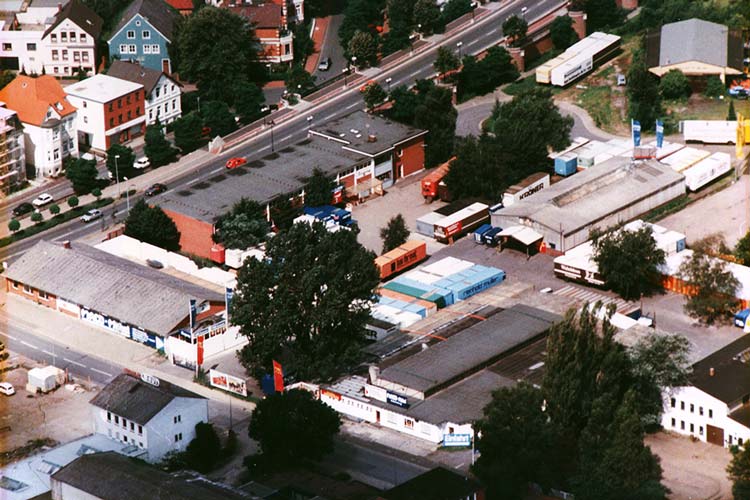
top-left (232, 222), bottom-right (379, 380)
top-left (248, 389), bottom-right (341, 468)
top-left (380, 214), bottom-right (410, 253)
top-left (591, 224), bottom-right (667, 301)
top-left (382, 0), bottom-right (415, 55)
top-left (347, 30), bottom-right (379, 67)
top-left (65, 156), bottom-right (99, 195)
top-left (735, 230), bottom-right (750, 266)
top-left (144, 120), bottom-right (178, 168)
top-left (201, 100), bottom-right (237, 137)
top-left (579, 0), bottom-right (624, 32)
top-left (173, 112), bottom-right (204, 154)
top-left (285, 65), bottom-right (316, 95)
top-left (234, 81), bottom-right (264, 125)
top-left (304, 168), bottom-right (336, 207)
top-left (414, 0), bottom-right (442, 35)
top-left (441, 0), bottom-right (472, 24)
top-left (363, 82), bottom-right (388, 111)
top-left (124, 200), bottom-right (181, 252)
top-left (433, 46), bottom-right (460, 76)
top-left (106, 144), bottom-right (136, 182)
top-left (339, 0), bottom-right (384, 57)
top-left (728, 444), bottom-right (750, 500)
top-left (213, 198), bottom-right (270, 250)
top-left (659, 69), bottom-right (691, 100)
top-left (549, 15), bottom-right (579, 50)
top-left (185, 422), bottom-right (222, 473)
top-left (502, 15), bottom-right (528, 47)
top-left (628, 57), bottom-right (662, 129)
top-left (413, 85), bottom-right (457, 167)
top-left (457, 47), bottom-right (519, 100)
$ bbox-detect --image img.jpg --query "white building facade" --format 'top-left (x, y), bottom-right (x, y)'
top-left (0, 105), bottom-right (26, 193)
top-left (145, 73), bottom-right (181, 125)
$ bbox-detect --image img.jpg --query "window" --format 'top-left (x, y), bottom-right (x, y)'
top-left (151, 44), bottom-right (160, 54)
top-left (10, 281), bottom-right (17, 290)
top-left (114, 415), bottom-right (120, 424)
top-left (107, 412), bottom-right (111, 421)
top-left (127, 30), bottom-right (135, 39)
top-left (139, 441), bottom-right (143, 447)
top-left (109, 118), bottom-right (114, 127)
top-left (130, 422), bottom-right (134, 431)
top-left (135, 92), bottom-right (140, 101)
top-left (61, 32), bottom-right (67, 42)
top-left (53, 149), bottom-right (59, 160)
top-left (138, 425), bottom-right (143, 435)
top-left (149, 109), bottom-right (153, 120)
top-left (680, 421), bottom-right (685, 430)
top-left (51, 34), bottom-right (57, 43)
top-left (171, 84), bottom-right (175, 92)
top-left (135, 20), bottom-right (141, 26)
top-left (700, 426), bottom-right (704, 435)
top-left (126, 95), bottom-right (131, 105)
top-left (119, 44), bottom-right (128, 54)
top-left (62, 50), bottom-right (68, 61)
top-left (23, 284), bottom-right (32, 294)
top-left (670, 398), bottom-right (676, 408)
top-left (709, 409), bottom-right (713, 418)
top-left (729, 436), bottom-right (733, 445)
top-left (82, 101), bottom-right (87, 109)
top-left (699, 406), bottom-right (704, 416)
top-left (27, 43), bottom-right (37, 51)
top-left (54, 67), bottom-right (58, 73)
top-left (73, 51), bottom-right (80, 62)
top-left (671, 418), bottom-right (675, 427)
top-left (2, 43), bottom-right (12, 51)
top-left (690, 404), bottom-right (694, 413)
top-left (82, 52), bottom-right (89, 62)
top-left (174, 415), bottom-right (181, 424)
top-left (109, 103), bottom-right (113, 111)
top-left (127, 111), bottom-right (132, 120)
top-left (174, 433), bottom-right (183, 442)
top-left (142, 30), bottom-right (150, 39)
top-left (155, 87), bottom-right (160, 98)
top-left (404, 419), bottom-right (413, 429)
top-left (69, 32), bottom-right (76, 42)
top-left (122, 418), bottom-right (127, 428)
top-left (690, 423), bottom-right (694, 433)
top-left (52, 50), bottom-right (59, 60)
top-left (118, 114), bottom-right (123, 124)
top-left (740, 438), bottom-right (744, 446)
top-left (118, 99), bottom-right (122, 109)
top-left (38, 291), bottom-right (48, 300)
top-left (129, 44), bottom-right (136, 53)
top-left (681, 401), bottom-right (685, 411)
top-left (143, 45), bottom-right (151, 54)
top-left (80, 34), bottom-right (86, 42)
top-left (136, 106), bottom-right (140, 115)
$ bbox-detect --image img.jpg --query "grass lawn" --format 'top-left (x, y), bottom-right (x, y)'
top-left (665, 97), bottom-right (750, 121)
top-left (579, 86), bottom-right (615, 129)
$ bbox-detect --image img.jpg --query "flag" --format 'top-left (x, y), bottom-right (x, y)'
top-left (197, 335), bottom-right (204, 366)
top-left (655, 120), bottom-right (664, 149)
top-left (225, 287), bottom-right (234, 323)
top-left (272, 360), bottom-right (284, 392)
top-left (632, 120), bottom-right (641, 146)
top-left (189, 299), bottom-right (197, 332)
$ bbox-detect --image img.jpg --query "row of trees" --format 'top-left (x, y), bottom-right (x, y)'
top-left (456, 46), bottom-right (519, 100)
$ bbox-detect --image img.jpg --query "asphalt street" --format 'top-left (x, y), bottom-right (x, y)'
top-left (312, 14), bottom-right (346, 82)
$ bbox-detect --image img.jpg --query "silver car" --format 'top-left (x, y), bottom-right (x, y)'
top-left (80, 209), bottom-right (103, 223)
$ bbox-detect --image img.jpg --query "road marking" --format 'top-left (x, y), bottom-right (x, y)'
top-left (20, 340), bottom-right (38, 349)
top-left (64, 358), bottom-right (86, 367)
top-left (42, 350), bottom-right (54, 356)
top-left (408, 69), bottom-right (422, 78)
top-left (454, 463), bottom-right (465, 469)
top-left (4, 334), bottom-right (17, 341)
top-left (345, 102), bottom-right (359, 109)
top-left (91, 368), bottom-right (112, 377)
top-left (280, 135), bottom-right (292, 142)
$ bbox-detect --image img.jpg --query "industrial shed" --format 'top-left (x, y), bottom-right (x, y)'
top-left (491, 157), bottom-right (686, 252)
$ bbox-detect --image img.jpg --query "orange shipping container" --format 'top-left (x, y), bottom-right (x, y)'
top-left (378, 287), bottom-right (438, 316)
top-left (374, 240), bottom-right (427, 280)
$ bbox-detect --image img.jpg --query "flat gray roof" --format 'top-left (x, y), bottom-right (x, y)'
top-left (157, 136), bottom-right (367, 223)
top-left (495, 158), bottom-right (684, 236)
top-left (312, 110), bottom-right (426, 156)
top-left (378, 304), bottom-right (560, 394)
top-left (5, 241), bottom-right (223, 335)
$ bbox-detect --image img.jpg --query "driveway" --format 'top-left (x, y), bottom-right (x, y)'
top-left (312, 14), bottom-right (347, 83)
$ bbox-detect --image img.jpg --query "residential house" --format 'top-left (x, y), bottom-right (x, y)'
top-left (0, 0), bottom-right (102, 77)
top-left (0, 75), bottom-right (77, 177)
top-left (107, 60), bottom-right (182, 125)
top-left (660, 334), bottom-right (750, 448)
top-left (224, 0), bottom-right (294, 64)
top-left (89, 372), bottom-right (208, 462)
top-left (108, 0), bottom-right (181, 73)
top-left (0, 104), bottom-right (26, 193)
top-left (65, 73), bottom-right (146, 151)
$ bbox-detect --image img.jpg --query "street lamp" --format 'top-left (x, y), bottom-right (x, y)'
top-left (343, 67), bottom-right (350, 87)
top-left (114, 154), bottom-right (121, 199)
top-left (472, 430), bottom-right (483, 465)
top-left (456, 41), bottom-right (463, 59)
top-left (306, 115), bottom-right (313, 130)
top-left (385, 77), bottom-right (392, 93)
top-left (123, 177), bottom-right (132, 212)
top-left (351, 56), bottom-right (357, 71)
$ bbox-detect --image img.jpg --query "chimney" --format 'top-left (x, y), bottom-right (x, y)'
top-left (58, 2), bottom-right (62, 12)
top-left (367, 134), bottom-right (377, 143)
top-left (710, 367), bottom-right (715, 377)
top-left (368, 365), bottom-right (380, 384)
top-left (62, 240), bottom-right (71, 249)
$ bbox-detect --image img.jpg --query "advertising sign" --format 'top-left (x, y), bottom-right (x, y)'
top-left (272, 360), bottom-right (284, 392)
top-left (321, 388), bottom-right (342, 401)
top-left (655, 120), bottom-right (664, 149)
top-left (209, 369), bottom-right (248, 397)
top-left (140, 373), bottom-right (160, 387)
top-left (443, 221), bottom-right (463, 238)
top-left (386, 391), bottom-right (409, 408)
top-left (197, 335), bottom-right (204, 366)
top-left (632, 120), bottom-right (642, 146)
top-left (225, 288), bottom-right (234, 322)
top-left (443, 434), bottom-right (472, 447)
top-left (80, 308), bottom-right (130, 338)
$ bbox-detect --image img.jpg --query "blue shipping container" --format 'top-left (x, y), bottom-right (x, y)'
top-left (387, 277), bottom-right (455, 307)
top-left (734, 308), bottom-right (750, 328)
top-left (483, 227), bottom-right (503, 246)
top-left (445, 268), bottom-right (505, 301)
top-left (555, 156), bottom-right (577, 176)
top-left (473, 224), bottom-right (493, 243)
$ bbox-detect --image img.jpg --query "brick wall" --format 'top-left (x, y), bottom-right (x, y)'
top-left (394, 136), bottom-right (425, 178)
top-left (6, 278), bottom-right (58, 310)
top-left (162, 208), bottom-right (215, 260)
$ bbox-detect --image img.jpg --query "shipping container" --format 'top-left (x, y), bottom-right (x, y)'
top-left (681, 120), bottom-right (738, 144)
top-left (421, 159), bottom-right (453, 202)
top-left (575, 141), bottom-right (610, 169)
top-left (540, 32), bottom-right (621, 87)
top-left (375, 240), bottom-right (428, 281)
top-left (554, 153), bottom-right (578, 176)
top-left (415, 212), bottom-right (445, 237)
top-left (434, 199), bottom-right (476, 216)
top-left (421, 256), bottom-right (475, 278)
top-left (502, 173), bottom-right (550, 207)
top-left (435, 265), bottom-right (505, 301)
top-left (549, 136), bottom-right (590, 160)
top-left (734, 308), bottom-right (750, 328)
top-left (643, 140), bottom-right (684, 161)
top-left (483, 227), bottom-right (503, 246)
top-left (371, 304), bottom-right (422, 328)
top-left (378, 288), bottom-right (438, 316)
top-left (473, 224), bottom-right (493, 243)
top-left (682, 152), bottom-right (732, 191)
top-left (433, 202), bottom-right (489, 243)
top-left (660, 147), bottom-right (711, 173)
top-left (383, 277), bottom-right (455, 308)
top-left (378, 296), bottom-right (429, 318)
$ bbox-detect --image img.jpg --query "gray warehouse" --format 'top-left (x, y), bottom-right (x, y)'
top-left (491, 158), bottom-right (686, 252)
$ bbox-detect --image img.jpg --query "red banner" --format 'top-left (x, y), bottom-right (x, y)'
top-left (272, 360), bottom-right (284, 392)
top-left (197, 336), bottom-right (204, 366)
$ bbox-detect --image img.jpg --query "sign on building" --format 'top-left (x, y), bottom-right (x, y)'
top-left (209, 369), bottom-right (248, 397)
top-left (443, 433), bottom-right (472, 447)
top-left (386, 391), bottom-right (409, 408)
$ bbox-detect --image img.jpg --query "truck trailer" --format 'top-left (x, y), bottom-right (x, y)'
top-left (375, 240), bottom-right (428, 280)
top-left (433, 202), bottom-right (489, 243)
top-left (421, 158), bottom-right (453, 202)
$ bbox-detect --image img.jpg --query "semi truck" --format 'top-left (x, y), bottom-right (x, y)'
top-left (433, 202), bottom-right (489, 243)
top-left (421, 158), bottom-right (453, 202)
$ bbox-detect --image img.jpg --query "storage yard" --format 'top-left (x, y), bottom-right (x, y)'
top-left (536, 32), bottom-right (622, 87)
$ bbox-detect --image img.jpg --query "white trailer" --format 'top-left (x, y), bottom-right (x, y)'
top-left (502, 173), bottom-right (550, 207)
top-left (660, 147), bottom-right (711, 173)
top-left (681, 120), bottom-right (738, 144)
top-left (682, 152), bottom-right (732, 191)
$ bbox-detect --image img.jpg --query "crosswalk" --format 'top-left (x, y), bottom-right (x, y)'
top-left (553, 285), bottom-right (639, 315)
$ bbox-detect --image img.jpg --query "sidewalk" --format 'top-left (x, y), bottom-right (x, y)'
top-left (305, 16), bottom-right (330, 74)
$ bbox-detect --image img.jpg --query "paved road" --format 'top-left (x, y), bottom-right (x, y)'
top-left (312, 14), bottom-right (346, 82)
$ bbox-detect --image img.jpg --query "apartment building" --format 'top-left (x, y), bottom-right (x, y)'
top-left (0, 104), bottom-right (26, 192)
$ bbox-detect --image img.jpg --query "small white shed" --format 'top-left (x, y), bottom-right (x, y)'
top-left (27, 366), bottom-right (65, 393)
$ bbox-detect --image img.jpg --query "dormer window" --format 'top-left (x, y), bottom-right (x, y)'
top-left (55, 102), bottom-right (63, 111)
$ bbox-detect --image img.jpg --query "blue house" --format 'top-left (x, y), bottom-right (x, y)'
top-left (108, 0), bottom-right (180, 74)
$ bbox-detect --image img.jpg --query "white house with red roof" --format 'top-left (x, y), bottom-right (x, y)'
top-left (0, 75), bottom-right (77, 178)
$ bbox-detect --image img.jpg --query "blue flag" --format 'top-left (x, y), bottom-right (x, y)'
top-left (189, 299), bottom-right (197, 332)
top-left (655, 120), bottom-right (664, 148)
top-left (632, 120), bottom-right (641, 147)
top-left (225, 288), bottom-right (234, 322)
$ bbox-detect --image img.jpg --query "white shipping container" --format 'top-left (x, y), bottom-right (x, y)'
top-left (415, 212), bottom-right (445, 237)
top-left (551, 53), bottom-right (593, 86)
top-left (682, 152), bottom-right (732, 191)
top-left (403, 269), bottom-right (443, 285)
top-left (422, 256), bottom-right (475, 277)
top-left (681, 120), bottom-right (738, 144)
top-left (660, 147), bottom-right (710, 173)
top-left (502, 173), bottom-right (550, 207)
top-left (549, 136), bottom-right (590, 159)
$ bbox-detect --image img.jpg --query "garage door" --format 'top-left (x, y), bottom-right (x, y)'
top-left (707, 424), bottom-right (724, 446)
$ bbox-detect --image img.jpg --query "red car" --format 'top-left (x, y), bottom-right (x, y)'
top-left (226, 157), bottom-right (247, 169)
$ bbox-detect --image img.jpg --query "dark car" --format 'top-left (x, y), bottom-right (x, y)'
top-left (145, 183), bottom-right (167, 197)
top-left (11, 202), bottom-right (34, 217)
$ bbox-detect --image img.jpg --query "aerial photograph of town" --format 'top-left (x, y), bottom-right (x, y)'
top-left (0, 0), bottom-right (750, 498)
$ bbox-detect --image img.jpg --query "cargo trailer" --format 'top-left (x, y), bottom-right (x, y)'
top-left (421, 256), bottom-right (475, 278)
top-left (415, 212), bottom-right (445, 237)
top-left (375, 240), bottom-right (428, 280)
top-left (433, 202), bottom-right (489, 243)
top-left (538, 32), bottom-right (621, 87)
top-left (502, 173), bottom-right (550, 207)
top-left (681, 120), bottom-right (738, 144)
top-left (473, 224), bottom-right (493, 243)
top-left (682, 152), bottom-right (732, 191)
top-left (660, 147), bottom-right (711, 173)
top-left (483, 227), bottom-right (503, 246)
top-left (555, 153), bottom-right (578, 176)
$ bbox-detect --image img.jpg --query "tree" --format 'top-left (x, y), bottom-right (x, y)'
top-left (380, 214), bottom-right (410, 253)
top-left (347, 30), bottom-right (378, 68)
top-left (106, 144), bottom-right (135, 182)
top-left (363, 82), bottom-right (387, 111)
top-left (0, 70), bottom-right (15, 91)
top-left (678, 244), bottom-right (740, 324)
top-left (441, 0), bottom-right (472, 24)
top-left (173, 112), bottom-right (204, 153)
top-left (144, 120), bottom-right (178, 168)
top-left (31, 212), bottom-right (43, 224)
top-left (382, 0), bottom-right (415, 55)
top-left (49, 204), bottom-right (60, 216)
top-left (293, 21), bottom-right (315, 64)
top-left (456, 47), bottom-right (518, 99)
top-left (65, 157), bottom-right (99, 194)
top-left (304, 168), bottom-right (336, 207)
top-left (704, 76), bottom-right (725, 98)
top-left (185, 422), bottom-right (222, 473)
top-left (502, 15), bottom-right (528, 47)
top-left (91, 188), bottom-right (102, 200)
top-left (659, 69), bottom-right (690, 100)
top-left (414, 85), bottom-right (457, 167)
top-left (8, 219), bottom-right (20, 233)
top-left (67, 196), bottom-right (79, 209)
top-left (248, 389), bottom-right (341, 468)
top-left (201, 100), bottom-right (237, 137)
top-left (234, 81), bottom-right (264, 124)
top-left (433, 46), bottom-right (460, 76)
top-left (176, 7), bottom-right (264, 105)
top-left (628, 59), bottom-right (662, 130)
top-left (591, 224), bottom-right (666, 301)
top-left (728, 445), bottom-right (750, 500)
top-left (124, 200), bottom-right (181, 251)
top-left (581, 0), bottom-right (624, 33)
top-left (728, 100), bottom-right (737, 121)
top-left (339, 0), bottom-right (384, 56)
top-left (735, 231), bottom-right (750, 265)
top-left (232, 222), bottom-right (379, 380)
top-left (413, 0), bottom-right (441, 35)
top-left (285, 65), bottom-right (316, 96)
top-left (550, 15), bottom-right (579, 50)
top-left (213, 198), bottom-right (270, 250)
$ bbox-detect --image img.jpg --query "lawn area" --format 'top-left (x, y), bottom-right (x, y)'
top-left (665, 97), bottom-right (750, 121)
top-left (579, 86), bottom-right (616, 129)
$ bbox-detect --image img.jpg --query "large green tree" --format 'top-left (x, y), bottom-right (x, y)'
top-left (124, 200), bottom-right (181, 251)
top-left (441, 0), bottom-right (472, 24)
top-left (175, 7), bottom-right (264, 105)
top-left (728, 445), bottom-right (750, 500)
top-left (433, 46), bottom-right (460, 76)
top-left (234, 81), bottom-right (264, 125)
top-left (213, 198), bottom-right (269, 250)
top-left (65, 156), bottom-right (99, 195)
top-left (549, 15), bottom-right (579, 50)
top-left (201, 100), bottom-right (237, 137)
top-left (173, 112), bottom-right (204, 153)
top-left (678, 244), bottom-right (740, 324)
top-left (735, 231), bottom-right (750, 265)
top-left (363, 82), bottom-right (388, 111)
top-left (232, 222), bottom-right (379, 380)
top-left (248, 389), bottom-right (341, 468)
top-left (628, 58), bottom-right (662, 130)
top-left (185, 422), bottom-right (222, 473)
top-left (659, 69), bottom-right (691, 100)
top-left (413, 0), bottom-right (441, 35)
top-left (106, 144), bottom-right (135, 182)
top-left (382, 0), bottom-right (415, 55)
top-left (502, 15), bottom-right (528, 47)
top-left (414, 84), bottom-right (457, 167)
top-left (144, 120), bottom-right (178, 168)
top-left (580, 0), bottom-right (624, 32)
top-left (285, 65), bottom-right (316, 96)
top-left (591, 224), bottom-right (666, 301)
top-left (304, 168), bottom-right (336, 207)
top-left (457, 47), bottom-right (519, 100)
top-left (339, 0), bottom-right (384, 56)
top-left (347, 30), bottom-right (379, 67)
top-left (380, 214), bottom-right (410, 253)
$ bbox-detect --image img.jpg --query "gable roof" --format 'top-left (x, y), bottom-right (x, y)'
top-left (229, 3), bottom-right (284, 28)
top-left (0, 75), bottom-right (76, 127)
top-left (107, 59), bottom-right (178, 95)
top-left (165, 0), bottom-right (194, 10)
top-left (5, 241), bottom-right (223, 336)
top-left (90, 373), bottom-right (205, 425)
top-left (110, 0), bottom-right (180, 43)
top-left (690, 334), bottom-right (750, 406)
top-left (65, 74), bottom-right (144, 103)
top-left (653, 18), bottom-right (743, 71)
top-left (43, 0), bottom-right (103, 39)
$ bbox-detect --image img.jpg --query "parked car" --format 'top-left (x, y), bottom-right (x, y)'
top-left (226, 157), bottom-right (247, 169)
top-left (318, 57), bottom-right (332, 72)
top-left (80, 209), bottom-right (103, 223)
top-left (617, 74), bottom-right (627, 86)
top-left (134, 157), bottom-right (150, 169)
top-left (145, 183), bottom-right (167, 196)
top-left (0, 382), bottom-right (15, 396)
top-left (12, 202), bottom-right (34, 217)
top-left (32, 193), bottom-right (54, 208)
